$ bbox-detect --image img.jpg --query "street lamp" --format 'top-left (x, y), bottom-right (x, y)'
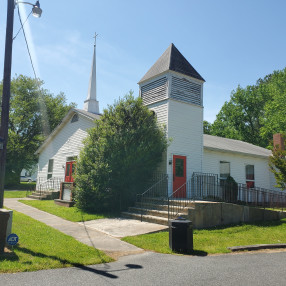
top-left (17, 1), bottom-right (42, 18)
top-left (0, 0), bottom-right (42, 209)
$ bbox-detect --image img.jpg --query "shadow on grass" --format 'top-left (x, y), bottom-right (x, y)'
top-left (8, 246), bottom-right (143, 279)
top-left (0, 249), bottom-right (19, 261)
top-left (172, 249), bottom-right (208, 256)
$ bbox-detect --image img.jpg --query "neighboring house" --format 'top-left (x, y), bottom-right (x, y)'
top-left (35, 43), bottom-right (278, 195)
top-left (20, 168), bottom-right (37, 182)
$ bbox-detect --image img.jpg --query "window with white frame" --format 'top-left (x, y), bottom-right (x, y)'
top-left (47, 159), bottom-right (54, 180)
top-left (246, 165), bottom-right (255, 188)
top-left (220, 161), bottom-right (230, 179)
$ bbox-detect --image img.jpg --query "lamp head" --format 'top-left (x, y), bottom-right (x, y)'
top-left (32, 1), bottom-right (42, 18)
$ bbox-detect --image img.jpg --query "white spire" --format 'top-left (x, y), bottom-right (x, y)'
top-left (83, 33), bottom-right (99, 114)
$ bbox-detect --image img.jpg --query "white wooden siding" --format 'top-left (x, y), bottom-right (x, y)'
top-left (147, 101), bottom-right (168, 174)
top-left (167, 99), bottom-right (204, 194)
top-left (37, 114), bottom-right (95, 181)
top-left (203, 149), bottom-right (273, 189)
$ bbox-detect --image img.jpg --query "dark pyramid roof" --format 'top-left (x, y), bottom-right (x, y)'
top-left (139, 43), bottom-right (205, 83)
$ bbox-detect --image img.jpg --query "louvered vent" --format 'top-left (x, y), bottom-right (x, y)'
top-left (141, 77), bottom-right (167, 105)
top-left (171, 76), bottom-right (202, 106)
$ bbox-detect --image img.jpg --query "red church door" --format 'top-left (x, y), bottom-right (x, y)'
top-left (173, 155), bottom-right (186, 198)
top-left (65, 161), bottom-right (76, 182)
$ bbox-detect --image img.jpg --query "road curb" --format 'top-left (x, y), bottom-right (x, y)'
top-left (228, 244), bottom-right (286, 252)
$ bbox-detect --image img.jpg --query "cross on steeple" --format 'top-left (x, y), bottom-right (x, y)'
top-left (93, 32), bottom-right (98, 47)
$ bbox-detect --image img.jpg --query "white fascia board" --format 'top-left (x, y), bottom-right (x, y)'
top-left (204, 146), bottom-right (271, 159)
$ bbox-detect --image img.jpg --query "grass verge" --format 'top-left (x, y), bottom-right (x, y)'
top-left (0, 211), bottom-right (113, 273)
top-left (19, 200), bottom-right (117, 222)
top-left (4, 190), bottom-right (30, 198)
top-left (122, 219), bottom-right (286, 255)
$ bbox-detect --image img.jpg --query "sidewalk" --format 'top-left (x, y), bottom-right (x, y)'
top-left (3, 198), bottom-right (166, 259)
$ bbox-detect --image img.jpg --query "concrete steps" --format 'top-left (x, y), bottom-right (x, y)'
top-left (121, 211), bottom-right (169, 226)
top-left (122, 198), bottom-right (195, 226)
top-left (27, 190), bottom-right (60, 200)
top-left (27, 192), bottom-right (50, 200)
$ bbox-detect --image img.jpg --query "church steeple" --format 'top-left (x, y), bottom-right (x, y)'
top-left (83, 33), bottom-right (99, 114)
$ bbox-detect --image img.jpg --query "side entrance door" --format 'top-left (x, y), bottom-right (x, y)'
top-left (173, 155), bottom-right (187, 198)
top-left (65, 161), bottom-right (76, 182)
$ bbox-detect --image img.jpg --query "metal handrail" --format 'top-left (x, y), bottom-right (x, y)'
top-left (137, 174), bottom-right (168, 222)
top-left (167, 172), bottom-right (286, 220)
top-left (36, 177), bottom-right (64, 196)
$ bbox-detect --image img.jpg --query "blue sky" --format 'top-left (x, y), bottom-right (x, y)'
top-left (0, 0), bottom-right (285, 122)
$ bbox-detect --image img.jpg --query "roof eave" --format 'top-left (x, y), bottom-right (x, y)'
top-left (203, 146), bottom-right (271, 159)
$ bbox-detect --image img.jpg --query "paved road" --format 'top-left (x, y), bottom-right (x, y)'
top-left (2, 251), bottom-right (286, 286)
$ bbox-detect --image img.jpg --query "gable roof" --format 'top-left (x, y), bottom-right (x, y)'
top-left (138, 43), bottom-right (205, 84)
top-left (203, 134), bottom-right (271, 158)
top-left (35, 109), bottom-right (100, 155)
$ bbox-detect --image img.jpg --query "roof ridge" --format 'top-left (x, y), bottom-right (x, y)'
top-left (168, 43), bottom-right (173, 70)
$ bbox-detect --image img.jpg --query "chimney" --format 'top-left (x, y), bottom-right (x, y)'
top-left (273, 133), bottom-right (285, 151)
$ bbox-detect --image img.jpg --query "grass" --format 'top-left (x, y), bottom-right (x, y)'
top-left (19, 200), bottom-right (117, 222)
top-left (122, 219), bottom-right (286, 255)
top-left (4, 190), bottom-right (30, 198)
top-left (0, 211), bottom-right (113, 273)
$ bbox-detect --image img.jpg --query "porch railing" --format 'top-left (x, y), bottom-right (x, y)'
top-left (168, 172), bottom-right (286, 220)
top-left (137, 174), bottom-right (168, 221)
top-left (36, 177), bottom-right (64, 196)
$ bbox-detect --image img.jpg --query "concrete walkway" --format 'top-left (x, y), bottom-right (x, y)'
top-left (3, 198), bottom-right (165, 259)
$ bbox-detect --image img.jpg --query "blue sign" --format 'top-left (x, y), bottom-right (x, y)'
top-left (7, 233), bottom-right (19, 246)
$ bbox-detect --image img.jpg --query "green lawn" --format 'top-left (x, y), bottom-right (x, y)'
top-left (4, 190), bottom-right (30, 198)
top-left (19, 200), bottom-right (116, 222)
top-left (0, 211), bottom-right (113, 273)
top-left (123, 219), bottom-right (286, 255)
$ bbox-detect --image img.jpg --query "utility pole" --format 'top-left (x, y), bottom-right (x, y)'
top-left (0, 0), bottom-right (15, 208)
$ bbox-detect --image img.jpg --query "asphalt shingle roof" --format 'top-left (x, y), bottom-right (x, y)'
top-left (203, 134), bottom-right (271, 158)
top-left (139, 43), bottom-right (205, 83)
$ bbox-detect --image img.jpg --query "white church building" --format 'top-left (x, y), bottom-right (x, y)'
top-left (35, 43), bottom-right (278, 198)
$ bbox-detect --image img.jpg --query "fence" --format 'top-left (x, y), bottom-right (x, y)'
top-left (168, 172), bottom-right (286, 219)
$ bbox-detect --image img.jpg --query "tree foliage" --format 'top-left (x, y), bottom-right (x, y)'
top-left (269, 144), bottom-right (286, 190)
top-left (74, 93), bottom-right (168, 212)
top-left (203, 120), bottom-right (212, 134)
top-left (0, 75), bottom-right (76, 185)
top-left (209, 68), bottom-right (286, 148)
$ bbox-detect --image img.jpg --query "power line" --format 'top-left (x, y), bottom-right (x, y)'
top-left (13, 10), bottom-right (32, 41)
top-left (17, 5), bottom-right (38, 79)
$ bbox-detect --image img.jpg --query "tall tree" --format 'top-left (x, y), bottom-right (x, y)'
top-left (0, 75), bottom-right (76, 185)
top-left (261, 69), bottom-right (286, 141)
top-left (211, 68), bottom-right (286, 148)
top-left (203, 120), bottom-right (212, 134)
top-left (269, 147), bottom-right (286, 190)
top-left (75, 92), bottom-right (168, 212)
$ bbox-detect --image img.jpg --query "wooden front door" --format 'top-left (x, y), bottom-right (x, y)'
top-left (173, 155), bottom-right (187, 198)
top-left (65, 161), bottom-right (76, 182)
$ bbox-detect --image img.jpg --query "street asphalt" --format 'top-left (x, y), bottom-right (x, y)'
top-left (1, 250), bottom-right (286, 285)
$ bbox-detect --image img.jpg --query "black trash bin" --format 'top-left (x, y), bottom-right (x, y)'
top-left (169, 218), bottom-right (193, 253)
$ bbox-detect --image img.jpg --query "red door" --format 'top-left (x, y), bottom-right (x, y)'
top-left (65, 161), bottom-right (76, 182)
top-left (173, 155), bottom-right (186, 198)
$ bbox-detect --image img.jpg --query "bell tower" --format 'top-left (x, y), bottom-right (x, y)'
top-left (138, 43), bottom-right (205, 196)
